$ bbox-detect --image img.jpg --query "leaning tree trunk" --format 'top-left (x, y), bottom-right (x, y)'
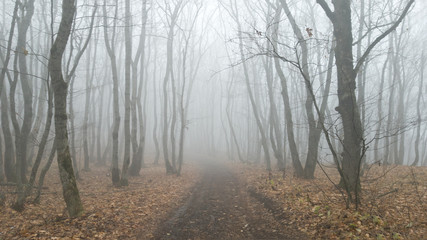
top-left (48, 0), bottom-right (83, 217)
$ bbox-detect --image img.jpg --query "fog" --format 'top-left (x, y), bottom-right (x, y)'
top-left (0, 0), bottom-right (426, 183)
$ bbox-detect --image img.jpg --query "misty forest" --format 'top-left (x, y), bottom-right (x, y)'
top-left (0, 0), bottom-right (426, 239)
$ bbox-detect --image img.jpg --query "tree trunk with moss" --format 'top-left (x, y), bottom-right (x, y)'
top-left (48, 0), bottom-right (83, 217)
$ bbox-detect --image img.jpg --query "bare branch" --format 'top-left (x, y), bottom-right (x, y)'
top-left (67, 2), bottom-right (98, 80)
top-left (316, 0), bottom-right (334, 21)
top-left (353, 0), bottom-right (414, 77)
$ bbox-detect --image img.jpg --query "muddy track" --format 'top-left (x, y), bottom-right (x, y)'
top-left (154, 161), bottom-right (307, 240)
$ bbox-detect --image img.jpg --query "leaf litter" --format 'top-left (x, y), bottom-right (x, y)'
top-left (234, 163), bottom-right (426, 240)
top-left (0, 163), bottom-right (200, 239)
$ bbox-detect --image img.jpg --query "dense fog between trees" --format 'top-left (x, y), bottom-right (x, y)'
top-left (0, 0), bottom-right (426, 216)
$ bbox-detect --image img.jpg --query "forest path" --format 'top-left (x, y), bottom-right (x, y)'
top-left (153, 160), bottom-right (305, 240)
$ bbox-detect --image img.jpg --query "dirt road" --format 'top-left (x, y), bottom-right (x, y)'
top-left (154, 161), bottom-right (306, 240)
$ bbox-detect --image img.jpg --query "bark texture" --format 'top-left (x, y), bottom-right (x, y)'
top-left (48, 0), bottom-right (83, 217)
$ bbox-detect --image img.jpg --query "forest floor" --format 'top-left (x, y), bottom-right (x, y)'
top-left (1, 159), bottom-right (426, 239)
top-left (234, 162), bottom-right (427, 240)
top-left (0, 163), bottom-right (201, 239)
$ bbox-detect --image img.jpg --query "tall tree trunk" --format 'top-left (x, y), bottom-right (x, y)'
top-left (15, 0), bottom-right (36, 185)
top-left (320, 0), bottom-right (363, 193)
top-left (120, 0), bottom-right (132, 186)
top-left (27, 75), bottom-right (47, 169)
top-left (153, 45), bottom-right (160, 165)
top-left (384, 36), bottom-right (395, 165)
top-left (374, 57), bottom-right (389, 163)
top-left (65, 4), bottom-right (99, 175)
top-left (393, 30), bottom-right (406, 165)
top-left (48, 0), bottom-right (83, 217)
top-left (356, 0), bottom-right (366, 129)
top-left (83, 41), bottom-right (93, 171)
top-left (68, 75), bottom-right (79, 179)
top-left (129, 0), bottom-right (148, 176)
top-left (162, 1), bottom-right (183, 174)
top-left (10, 55), bottom-right (22, 186)
top-left (96, 61), bottom-right (106, 166)
top-left (13, 80), bottom-right (53, 210)
top-left (271, 5), bottom-right (303, 175)
top-left (280, 0), bottom-right (318, 178)
top-left (304, 41), bottom-right (335, 179)
top-left (0, 74), bottom-right (16, 183)
top-left (0, 1), bottom-right (18, 98)
top-left (263, 51), bottom-right (285, 170)
top-left (103, 0), bottom-right (120, 186)
top-left (317, 0), bottom-right (413, 195)
top-left (232, 3), bottom-right (271, 170)
top-left (412, 50), bottom-right (424, 166)
top-left (0, 2), bottom-right (19, 183)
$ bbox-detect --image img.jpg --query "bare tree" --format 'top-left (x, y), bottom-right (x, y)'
top-left (162, 0), bottom-right (184, 174)
top-left (226, 0), bottom-right (272, 170)
top-left (0, 5), bottom-right (18, 180)
top-left (82, 32), bottom-right (97, 171)
top-left (48, 0), bottom-right (83, 217)
top-left (120, 0), bottom-right (132, 186)
top-left (129, 0), bottom-right (149, 176)
top-left (316, 0), bottom-right (414, 195)
top-left (272, 0), bottom-right (335, 178)
top-left (412, 49), bottom-right (425, 166)
top-left (152, 35), bottom-right (161, 165)
top-left (177, 2), bottom-right (203, 175)
top-left (103, 0), bottom-right (121, 186)
top-left (12, 0), bottom-right (36, 186)
top-left (270, 3), bottom-right (302, 174)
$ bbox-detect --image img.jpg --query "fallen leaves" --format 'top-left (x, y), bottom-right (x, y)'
top-left (0, 163), bottom-right (200, 239)
top-left (234, 163), bottom-right (427, 239)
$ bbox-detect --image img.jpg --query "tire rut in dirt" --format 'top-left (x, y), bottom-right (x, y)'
top-left (154, 163), bottom-right (304, 240)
